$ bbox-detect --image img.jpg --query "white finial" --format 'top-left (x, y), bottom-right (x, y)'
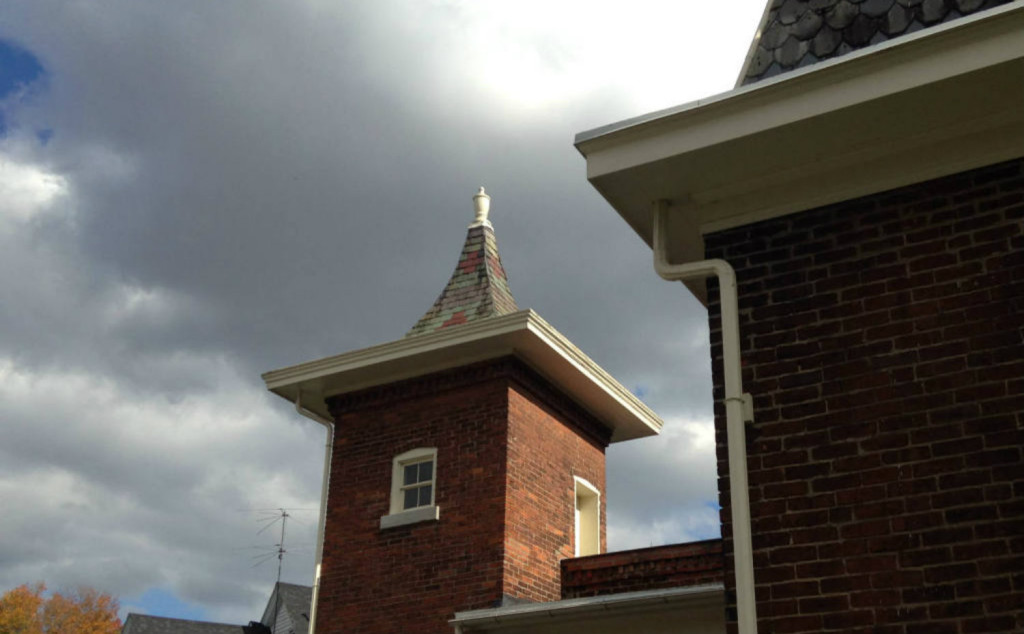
top-left (471, 186), bottom-right (491, 227)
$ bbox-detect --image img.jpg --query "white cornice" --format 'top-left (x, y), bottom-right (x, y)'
top-left (576, 3), bottom-right (1024, 149)
top-left (574, 3), bottom-right (1024, 284)
top-left (262, 310), bottom-right (662, 442)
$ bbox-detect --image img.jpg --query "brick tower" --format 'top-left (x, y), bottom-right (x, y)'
top-left (263, 189), bottom-right (661, 634)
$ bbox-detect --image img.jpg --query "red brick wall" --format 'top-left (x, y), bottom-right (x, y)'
top-left (561, 540), bottom-right (724, 599)
top-left (316, 357), bottom-right (609, 633)
top-left (505, 380), bottom-right (608, 601)
top-left (705, 158), bottom-right (1024, 633)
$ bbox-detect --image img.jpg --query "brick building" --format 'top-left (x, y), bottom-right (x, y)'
top-left (577, 1), bottom-right (1023, 633)
top-left (263, 189), bottom-right (723, 634)
top-left (258, 4), bottom-right (1023, 633)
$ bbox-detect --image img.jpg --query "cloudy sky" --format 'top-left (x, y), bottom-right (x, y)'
top-left (0, 0), bottom-right (766, 625)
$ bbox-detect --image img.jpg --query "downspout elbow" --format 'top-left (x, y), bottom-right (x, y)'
top-left (652, 201), bottom-right (736, 290)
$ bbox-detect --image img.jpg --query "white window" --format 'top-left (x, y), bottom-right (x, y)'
top-left (380, 448), bottom-right (440, 529)
top-left (574, 476), bottom-right (600, 557)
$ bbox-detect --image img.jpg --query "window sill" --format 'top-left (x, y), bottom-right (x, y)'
top-left (379, 505), bottom-right (440, 530)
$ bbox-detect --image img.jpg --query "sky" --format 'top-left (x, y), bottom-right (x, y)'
top-left (0, 0), bottom-right (767, 625)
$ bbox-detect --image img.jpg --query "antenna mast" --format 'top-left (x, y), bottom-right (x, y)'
top-left (251, 508), bottom-right (294, 582)
top-left (275, 508), bottom-right (289, 584)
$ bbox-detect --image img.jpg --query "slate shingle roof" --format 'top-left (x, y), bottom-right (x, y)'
top-left (741, 0), bottom-right (1017, 84)
top-left (260, 582), bottom-right (311, 634)
top-left (122, 584), bottom-right (313, 634)
top-left (406, 197), bottom-right (518, 337)
top-left (121, 614), bottom-right (243, 634)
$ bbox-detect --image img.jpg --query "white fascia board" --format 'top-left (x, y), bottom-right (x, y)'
top-left (450, 585), bottom-right (724, 632)
top-left (574, 3), bottom-right (1024, 264)
top-left (576, 2), bottom-right (1024, 152)
top-left (262, 310), bottom-right (662, 442)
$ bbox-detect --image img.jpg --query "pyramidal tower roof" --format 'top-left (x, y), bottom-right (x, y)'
top-left (406, 187), bottom-right (519, 337)
top-left (263, 186), bottom-right (663, 441)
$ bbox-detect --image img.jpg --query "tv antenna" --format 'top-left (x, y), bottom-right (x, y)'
top-left (237, 506), bottom-right (313, 582)
top-left (254, 508), bottom-right (291, 583)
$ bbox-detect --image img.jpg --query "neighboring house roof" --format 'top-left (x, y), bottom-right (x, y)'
top-left (121, 614), bottom-right (243, 634)
top-left (740, 0), bottom-right (1017, 84)
top-left (406, 188), bottom-right (518, 337)
top-left (259, 582), bottom-right (311, 634)
top-left (121, 584), bottom-right (312, 634)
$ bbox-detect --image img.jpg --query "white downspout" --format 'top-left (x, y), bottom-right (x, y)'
top-left (652, 201), bottom-right (758, 634)
top-left (294, 393), bottom-right (334, 634)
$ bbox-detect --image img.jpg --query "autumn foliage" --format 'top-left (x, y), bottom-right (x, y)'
top-left (0, 583), bottom-right (121, 634)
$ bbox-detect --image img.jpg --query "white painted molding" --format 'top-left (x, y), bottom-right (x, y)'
top-left (574, 3), bottom-right (1024, 279)
top-left (262, 310), bottom-right (662, 442)
top-left (379, 504), bottom-right (440, 530)
top-left (388, 447), bottom-right (437, 515)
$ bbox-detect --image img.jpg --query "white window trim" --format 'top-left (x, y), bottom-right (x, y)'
top-left (380, 447), bottom-right (440, 530)
top-left (574, 476), bottom-right (601, 557)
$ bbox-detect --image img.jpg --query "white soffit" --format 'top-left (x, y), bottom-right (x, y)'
top-left (575, 3), bottom-right (1024, 265)
top-left (261, 310), bottom-right (662, 442)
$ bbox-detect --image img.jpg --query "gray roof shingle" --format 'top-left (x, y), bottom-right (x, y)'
top-left (406, 199), bottom-right (518, 337)
top-left (741, 0), bottom-right (1017, 84)
top-left (122, 584), bottom-right (313, 634)
top-left (121, 614), bottom-right (243, 634)
top-left (260, 582), bottom-right (311, 634)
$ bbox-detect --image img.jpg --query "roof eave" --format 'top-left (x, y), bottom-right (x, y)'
top-left (262, 310), bottom-right (662, 442)
top-left (450, 584), bottom-right (724, 633)
top-left (575, 2), bottom-right (1024, 302)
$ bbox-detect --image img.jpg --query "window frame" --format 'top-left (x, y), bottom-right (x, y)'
top-left (380, 447), bottom-right (440, 530)
top-left (573, 476), bottom-right (601, 557)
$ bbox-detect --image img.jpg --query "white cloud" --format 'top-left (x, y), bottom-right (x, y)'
top-left (0, 0), bottom-right (768, 622)
top-left (0, 355), bottom-right (322, 618)
top-left (0, 152), bottom-right (67, 224)
top-left (401, 0), bottom-right (765, 113)
top-left (607, 417), bottom-right (719, 549)
top-left (609, 505), bottom-right (721, 550)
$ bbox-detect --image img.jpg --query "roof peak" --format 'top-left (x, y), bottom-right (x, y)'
top-left (406, 188), bottom-right (519, 337)
top-left (470, 186), bottom-right (492, 228)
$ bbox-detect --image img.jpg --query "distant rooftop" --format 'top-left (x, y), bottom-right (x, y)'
top-left (121, 614), bottom-right (245, 634)
top-left (406, 187), bottom-right (518, 336)
top-left (260, 582), bottom-right (311, 634)
top-left (122, 583), bottom-right (312, 634)
top-left (741, 0), bottom-right (1016, 84)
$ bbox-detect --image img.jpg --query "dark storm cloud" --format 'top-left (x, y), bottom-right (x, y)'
top-left (0, 0), bottom-right (763, 622)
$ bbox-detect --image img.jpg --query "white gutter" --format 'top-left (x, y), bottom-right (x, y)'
top-left (652, 202), bottom-right (758, 634)
top-left (294, 392), bottom-right (334, 634)
top-left (451, 584), bottom-right (724, 632)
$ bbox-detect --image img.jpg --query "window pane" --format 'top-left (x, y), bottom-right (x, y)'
top-left (419, 461), bottom-right (433, 482)
top-left (404, 488), bottom-right (419, 510)
top-left (403, 464), bottom-right (418, 486)
top-left (419, 484), bottom-right (432, 507)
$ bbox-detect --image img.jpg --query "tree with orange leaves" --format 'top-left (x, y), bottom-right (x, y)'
top-left (0, 583), bottom-right (121, 634)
